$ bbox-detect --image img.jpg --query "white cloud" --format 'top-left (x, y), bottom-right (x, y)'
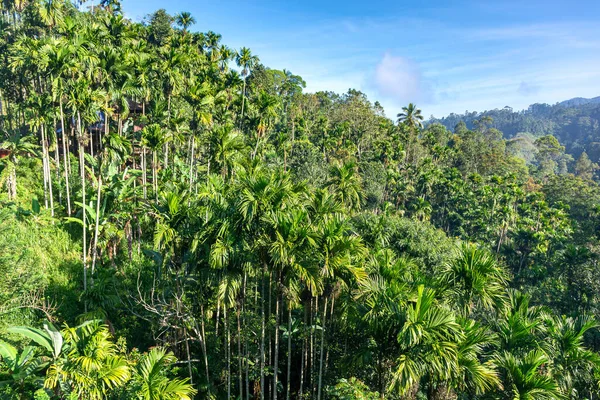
top-left (518, 81), bottom-right (541, 96)
top-left (373, 53), bottom-right (431, 104)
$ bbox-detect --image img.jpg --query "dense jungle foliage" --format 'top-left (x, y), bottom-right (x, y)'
top-left (2, 1), bottom-right (600, 399)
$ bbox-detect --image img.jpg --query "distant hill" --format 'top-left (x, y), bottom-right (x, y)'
top-left (559, 96), bottom-right (600, 107)
top-left (430, 96), bottom-right (600, 162)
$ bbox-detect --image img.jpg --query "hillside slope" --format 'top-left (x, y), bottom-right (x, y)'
top-left (431, 98), bottom-right (600, 160)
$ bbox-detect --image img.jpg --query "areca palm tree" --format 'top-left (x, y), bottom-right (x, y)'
top-left (264, 208), bottom-right (321, 400)
top-left (545, 315), bottom-right (600, 397)
top-left (131, 347), bottom-right (196, 400)
top-left (251, 91), bottom-right (279, 158)
top-left (495, 350), bottom-right (563, 400)
top-left (210, 123), bottom-right (245, 178)
top-left (440, 244), bottom-right (509, 316)
top-left (0, 132), bottom-right (38, 200)
top-left (43, 36), bottom-right (76, 215)
top-left (235, 47), bottom-right (259, 125)
top-left (325, 161), bottom-right (363, 213)
top-left (453, 319), bottom-right (501, 396)
top-left (175, 11), bottom-right (195, 34)
top-left (141, 124), bottom-right (164, 199)
top-left (45, 321), bottom-right (130, 399)
top-left (391, 285), bottom-right (461, 397)
top-left (314, 215), bottom-right (366, 400)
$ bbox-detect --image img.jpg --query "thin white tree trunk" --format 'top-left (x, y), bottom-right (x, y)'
top-left (273, 289), bottom-right (281, 400)
top-left (40, 126), bottom-right (49, 210)
top-left (225, 305), bottom-right (231, 400)
top-left (53, 120), bottom-right (62, 206)
top-left (78, 113), bottom-right (87, 313)
top-left (198, 305), bottom-right (211, 397)
top-left (152, 151), bottom-right (157, 199)
top-left (42, 125), bottom-right (54, 217)
top-left (237, 305), bottom-right (243, 400)
top-left (189, 136), bottom-right (195, 188)
top-left (260, 264), bottom-right (267, 400)
top-left (286, 306), bottom-right (292, 400)
top-left (141, 147), bottom-right (147, 199)
top-left (90, 173), bottom-right (102, 280)
top-left (317, 296), bottom-right (328, 400)
top-left (59, 96), bottom-right (71, 215)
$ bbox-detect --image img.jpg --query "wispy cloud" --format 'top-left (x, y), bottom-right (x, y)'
top-left (372, 53), bottom-right (432, 104)
top-left (518, 81), bottom-right (541, 96)
top-left (121, 0), bottom-right (600, 117)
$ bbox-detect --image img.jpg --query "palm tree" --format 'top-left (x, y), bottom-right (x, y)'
top-left (314, 215), bottom-right (366, 400)
top-left (131, 347), bottom-right (197, 400)
top-left (440, 244), bottom-right (509, 316)
top-left (325, 161), bottom-right (363, 212)
top-left (175, 11), bottom-right (195, 34)
top-left (391, 285), bottom-right (462, 397)
top-left (397, 103), bottom-right (424, 164)
top-left (396, 103), bottom-right (424, 130)
top-left (44, 321), bottom-right (131, 399)
top-left (252, 91), bottom-right (279, 158)
top-left (545, 315), bottom-right (600, 397)
top-left (453, 319), bottom-right (501, 396)
top-left (0, 132), bottom-right (38, 200)
top-left (235, 47), bottom-right (259, 125)
top-left (210, 123), bottom-right (245, 178)
top-left (495, 350), bottom-right (563, 400)
top-left (43, 37), bottom-right (75, 215)
top-left (263, 208), bottom-right (321, 400)
top-left (141, 124), bottom-right (164, 199)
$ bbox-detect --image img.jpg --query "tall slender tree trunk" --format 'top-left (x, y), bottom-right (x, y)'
top-left (40, 126), bottom-right (49, 210)
top-left (240, 78), bottom-right (246, 127)
top-left (310, 296), bottom-right (317, 397)
top-left (260, 264), bottom-right (267, 400)
top-left (89, 125), bottom-right (94, 159)
top-left (141, 147), bottom-right (147, 199)
top-left (152, 151), bottom-right (157, 199)
top-left (225, 305), bottom-right (231, 400)
top-left (189, 135), bottom-right (195, 188)
top-left (184, 327), bottom-right (193, 384)
top-left (198, 305), bottom-right (211, 396)
top-left (317, 296), bottom-right (328, 400)
top-left (53, 119), bottom-right (62, 206)
top-left (78, 112), bottom-right (87, 313)
top-left (245, 274), bottom-right (251, 400)
top-left (286, 306), bottom-right (292, 400)
top-left (299, 317), bottom-right (306, 399)
top-left (268, 271), bottom-right (273, 398)
top-left (42, 125), bottom-right (54, 217)
top-left (237, 305), bottom-right (243, 400)
top-left (324, 296), bottom-right (335, 380)
top-left (90, 173), bottom-right (102, 280)
top-left (273, 285), bottom-right (281, 400)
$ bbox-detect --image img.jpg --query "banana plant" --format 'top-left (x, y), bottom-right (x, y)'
top-left (0, 342), bottom-right (46, 396)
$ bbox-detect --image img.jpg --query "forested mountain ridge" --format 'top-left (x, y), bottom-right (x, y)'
top-left (430, 98), bottom-right (600, 164)
top-left (2, 1), bottom-right (600, 399)
top-left (559, 96), bottom-right (600, 107)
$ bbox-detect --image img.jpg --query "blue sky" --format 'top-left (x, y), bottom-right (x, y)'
top-left (121, 0), bottom-right (600, 118)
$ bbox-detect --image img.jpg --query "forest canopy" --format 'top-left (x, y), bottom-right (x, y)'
top-left (1, 1), bottom-right (600, 399)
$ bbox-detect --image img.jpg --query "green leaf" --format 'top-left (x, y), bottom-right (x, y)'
top-left (43, 321), bottom-right (63, 360)
top-left (32, 197), bottom-right (40, 214)
top-left (8, 326), bottom-right (53, 354)
top-left (64, 217), bottom-right (84, 226)
top-left (0, 341), bottom-right (18, 369)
